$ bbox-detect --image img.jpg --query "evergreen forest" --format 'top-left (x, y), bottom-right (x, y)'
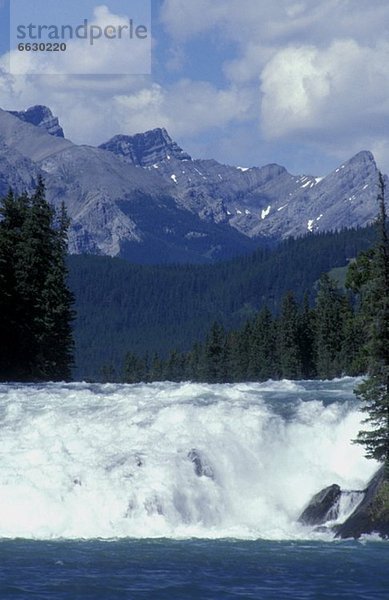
top-left (121, 274), bottom-right (366, 384)
top-left (68, 225), bottom-right (375, 380)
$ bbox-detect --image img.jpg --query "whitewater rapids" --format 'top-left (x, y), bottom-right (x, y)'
top-left (0, 378), bottom-right (378, 540)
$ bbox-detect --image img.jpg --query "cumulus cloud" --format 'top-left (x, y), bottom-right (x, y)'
top-left (3, 0), bottom-right (389, 171)
top-left (260, 40), bottom-right (389, 139)
top-left (114, 79), bottom-right (254, 136)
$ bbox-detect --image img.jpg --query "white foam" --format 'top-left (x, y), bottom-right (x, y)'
top-left (0, 380), bottom-right (376, 540)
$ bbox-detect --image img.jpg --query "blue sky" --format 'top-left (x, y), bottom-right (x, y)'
top-left (1, 0), bottom-right (389, 175)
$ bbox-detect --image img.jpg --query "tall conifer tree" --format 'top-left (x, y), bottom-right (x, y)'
top-left (354, 173), bottom-right (389, 471)
top-left (247, 306), bottom-right (277, 380)
top-left (314, 274), bottom-right (350, 378)
top-left (278, 291), bottom-right (302, 379)
top-left (0, 180), bottom-right (74, 381)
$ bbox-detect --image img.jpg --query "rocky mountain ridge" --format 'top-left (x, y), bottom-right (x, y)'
top-left (98, 125), bottom-right (385, 241)
top-left (8, 105), bottom-right (65, 138)
top-left (0, 108), bottom-right (254, 262)
top-left (99, 128), bottom-right (191, 166)
top-left (1, 105), bottom-right (385, 263)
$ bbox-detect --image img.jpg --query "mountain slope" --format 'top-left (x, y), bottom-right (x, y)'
top-left (0, 109), bottom-right (256, 262)
top-left (0, 105), bottom-right (385, 264)
top-left (100, 129), bottom-right (384, 241)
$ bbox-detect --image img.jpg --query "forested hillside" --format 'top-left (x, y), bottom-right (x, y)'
top-left (68, 225), bottom-right (375, 380)
top-left (122, 275), bottom-right (365, 384)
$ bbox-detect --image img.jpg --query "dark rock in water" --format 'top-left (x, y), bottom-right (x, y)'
top-left (314, 525), bottom-right (331, 533)
top-left (298, 484), bottom-right (341, 526)
top-left (335, 466), bottom-right (389, 539)
top-left (187, 449), bottom-right (214, 479)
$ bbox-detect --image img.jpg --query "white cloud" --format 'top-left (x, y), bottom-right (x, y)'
top-left (114, 79), bottom-right (254, 138)
top-left (161, 0), bottom-right (389, 169)
top-left (260, 40), bottom-right (389, 140)
top-left (0, 69), bottom-right (254, 147)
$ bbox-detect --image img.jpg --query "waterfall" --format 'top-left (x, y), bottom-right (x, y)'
top-left (323, 490), bottom-right (366, 525)
top-left (0, 379), bottom-right (377, 540)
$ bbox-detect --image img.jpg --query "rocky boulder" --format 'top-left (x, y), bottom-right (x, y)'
top-left (336, 466), bottom-right (389, 539)
top-left (187, 449), bottom-right (214, 479)
top-left (298, 484), bottom-right (341, 526)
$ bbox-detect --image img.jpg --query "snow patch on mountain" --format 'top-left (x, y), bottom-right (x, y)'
top-left (261, 205), bottom-right (271, 220)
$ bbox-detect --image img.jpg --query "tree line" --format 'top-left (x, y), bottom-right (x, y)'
top-left (0, 179), bottom-right (74, 381)
top-left (69, 224), bottom-right (376, 381)
top-left (122, 273), bottom-right (365, 384)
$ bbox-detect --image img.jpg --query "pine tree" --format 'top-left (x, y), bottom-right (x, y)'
top-left (34, 201), bottom-right (75, 380)
top-left (163, 349), bottom-right (184, 382)
top-left (314, 274), bottom-right (350, 379)
top-left (123, 352), bottom-right (147, 383)
top-left (354, 173), bottom-right (389, 470)
top-left (0, 181), bottom-right (74, 381)
top-left (247, 306), bottom-right (277, 380)
top-left (203, 322), bottom-right (226, 383)
top-left (278, 291), bottom-right (302, 379)
top-left (149, 352), bottom-right (164, 381)
top-left (346, 249), bottom-right (375, 374)
top-left (299, 294), bottom-right (316, 379)
top-left (0, 190), bottom-right (30, 378)
top-left (338, 293), bottom-right (365, 376)
top-left (228, 323), bottom-right (251, 382)
top-left (223, 330), bottom-right (241, 382)
top-left (100, 363), bottom-right (117, 382)
top-left (187, 342), bottom-right (204, 382)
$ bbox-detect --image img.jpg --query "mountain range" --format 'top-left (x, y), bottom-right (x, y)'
top-left (0, 104), bottom-right (384, 263)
